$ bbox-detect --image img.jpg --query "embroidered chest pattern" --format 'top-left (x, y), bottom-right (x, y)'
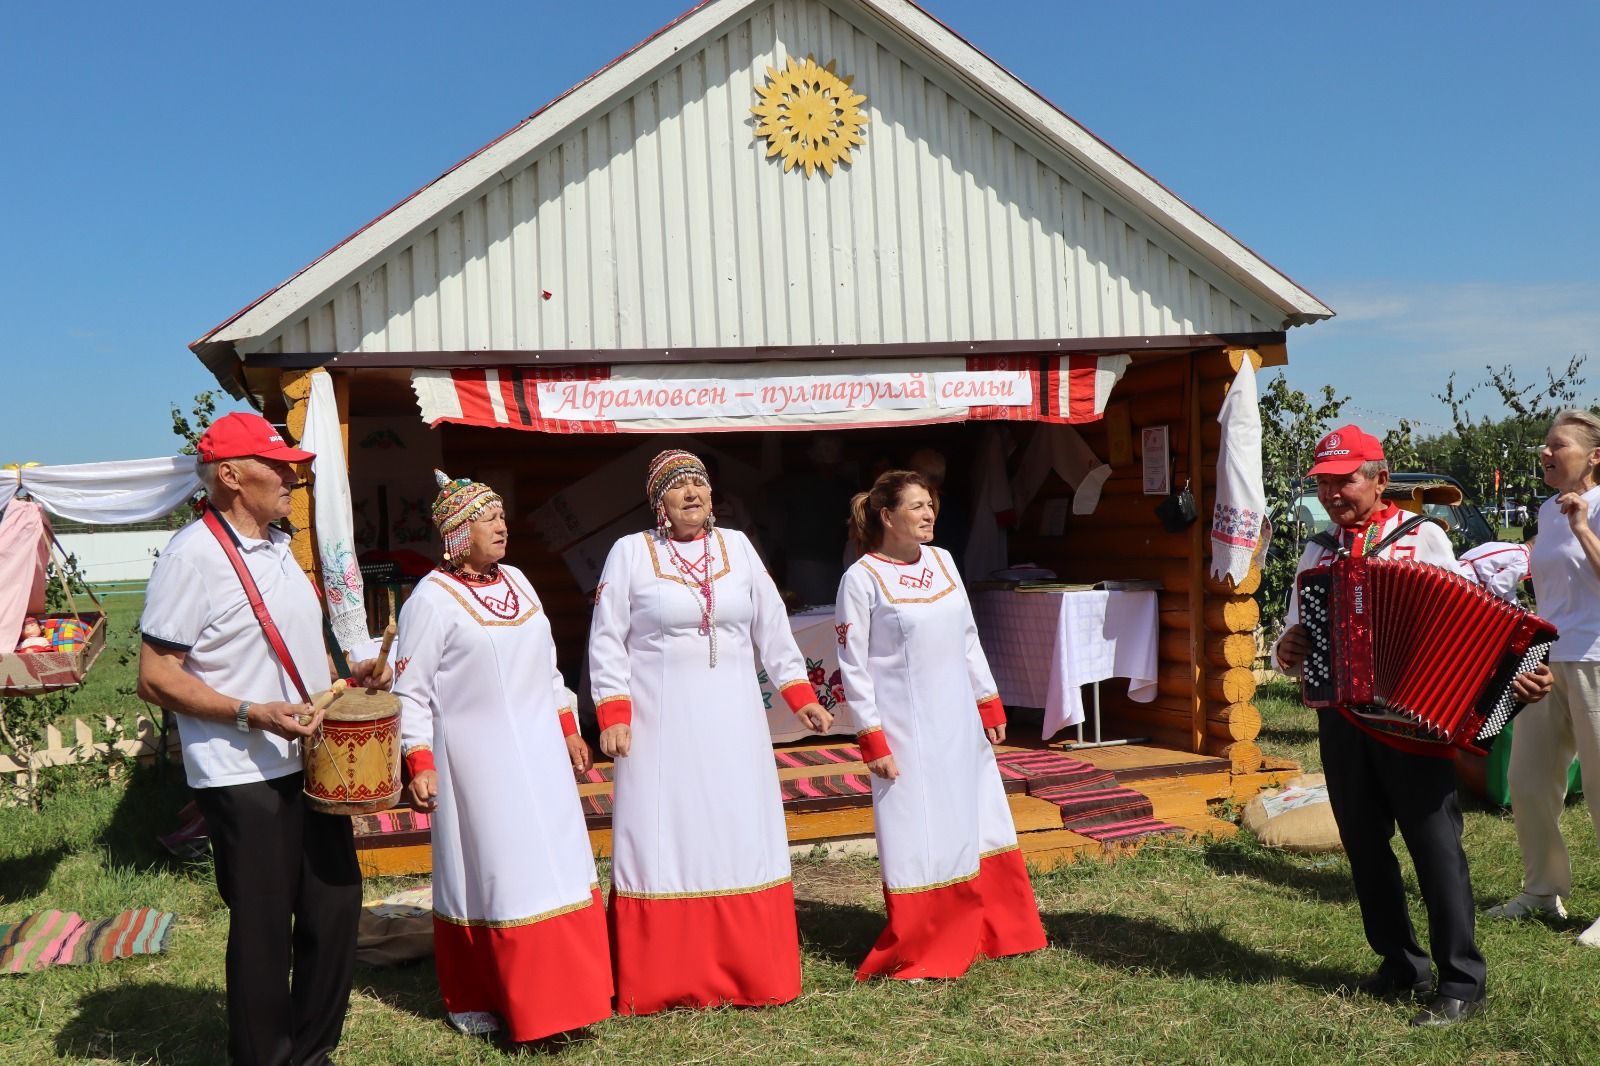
top-left (898, 566), bottom-right (934, 590)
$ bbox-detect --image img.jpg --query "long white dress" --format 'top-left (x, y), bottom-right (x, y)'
top-left (588, 527), bottom-right (815, 1015)
top-left (395, 565), bottom-right (611, 1040)
top-left (835, 546), bottom-right (1047, 979)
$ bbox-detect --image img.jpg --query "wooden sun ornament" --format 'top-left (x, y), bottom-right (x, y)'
top-left (752, 54), bottom-right (868, 177)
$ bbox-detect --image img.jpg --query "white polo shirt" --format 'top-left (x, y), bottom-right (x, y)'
top-left (141, 518), bottom-right (332, 788)
top-left (1531, 487), bottom-right (1600, 662)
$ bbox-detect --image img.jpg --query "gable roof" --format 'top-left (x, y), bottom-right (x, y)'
top-left (193, 0), bottom-right (1330, 392)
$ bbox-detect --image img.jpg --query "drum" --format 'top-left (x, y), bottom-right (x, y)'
top-left (303, 686), bottom-right (403, 816)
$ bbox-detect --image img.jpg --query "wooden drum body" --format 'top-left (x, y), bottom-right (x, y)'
top-left (303, 688), bottom-right (403, 816)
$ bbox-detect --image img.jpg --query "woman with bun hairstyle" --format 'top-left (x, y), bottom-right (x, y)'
top-left (834, 469), bottom-right (1046, 980)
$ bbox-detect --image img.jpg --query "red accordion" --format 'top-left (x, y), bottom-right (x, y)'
top-left (1297, 555), bottom-right (1557, 755)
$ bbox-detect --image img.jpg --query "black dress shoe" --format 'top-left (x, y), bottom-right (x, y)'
top-left (1409, 995), bottom-right (1485, 1027)
top-left (1342, 970), bottom-right (1433, 1000)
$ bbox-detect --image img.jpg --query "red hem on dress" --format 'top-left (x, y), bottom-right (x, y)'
top-left (433, 889), bottom-right (613, 1042)
top-left (855, 848), bottom-right (1046, 981)
top-left (608, 881), bottom-right (802, 1015)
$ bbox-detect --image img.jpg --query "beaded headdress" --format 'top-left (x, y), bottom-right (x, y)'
top-left (644, 449), bottom-right (713, 538)
top-left (432, 469), bottom-right (503, 562)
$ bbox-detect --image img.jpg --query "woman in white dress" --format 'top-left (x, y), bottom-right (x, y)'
top-left (835, 469), bottom-right (1047, 980)
top-left (588, 449), bottom-right (833, 1015)
top-left (1490, 410), bottom-right (1600, 944)
top-left (397, 470), bottom-right (611, 1041)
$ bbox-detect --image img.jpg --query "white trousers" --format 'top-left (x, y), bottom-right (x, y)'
top-left (1508, 661), bottom-right (1600, 899)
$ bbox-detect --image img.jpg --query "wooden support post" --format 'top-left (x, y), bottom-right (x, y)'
top-left (1187, 355), bottom-right (1207, 755)
top-left (281, 369), bottom-right (318, 585)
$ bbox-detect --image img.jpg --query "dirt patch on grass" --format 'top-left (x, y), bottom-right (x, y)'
top-left (792, 855), bottom-right (881, 906)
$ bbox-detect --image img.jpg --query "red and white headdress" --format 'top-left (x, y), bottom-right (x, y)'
top-left (432, 469), bottom-right (502, 562)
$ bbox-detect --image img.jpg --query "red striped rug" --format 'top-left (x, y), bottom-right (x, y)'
top-left (773, 745), bottom-right (863, 769)
top-left (995, 750), bottom-right (1115, 792)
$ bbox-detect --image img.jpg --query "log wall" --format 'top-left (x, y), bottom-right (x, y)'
top-left (1009, 347), bottom-right (1267, 772)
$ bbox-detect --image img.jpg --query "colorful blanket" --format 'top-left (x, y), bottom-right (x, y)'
top-left (0, 908), bottom-right (174, 973)
top-left (996, 750), bottom-right (1115, 791)
top-left (779, 772), bottom-right (873, 807)
top-left (351, 810), bottom-right (431, 837)
top-left (773, 745), bottom-right (862, 769)
top-left (1004, 751), bottom-right (1186, 846)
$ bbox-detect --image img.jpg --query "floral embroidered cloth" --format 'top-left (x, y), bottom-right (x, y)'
top-left (1210, 359), bottom-right (1266, 585)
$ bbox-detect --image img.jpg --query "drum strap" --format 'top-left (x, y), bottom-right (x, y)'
top-left (202, 506), bottom-right (312, 704)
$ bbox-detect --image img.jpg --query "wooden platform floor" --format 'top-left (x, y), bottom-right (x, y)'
top-left (354, 739), bottom-right (1295, 878)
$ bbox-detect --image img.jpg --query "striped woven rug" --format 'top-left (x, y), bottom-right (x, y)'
top-left (1004, 752), bottom-right (1186, 845)
top-left (773, 745), bottom-right (862, 769)
top-left (780, 772), bottom-right (873, 807)
top-left (995, 750), bottom-right (1115, 791)
top-left (0, 908), bottom-right (175, 973)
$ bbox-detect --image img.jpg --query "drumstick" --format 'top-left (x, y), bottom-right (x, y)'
top-left (298, 679), bottom-right (347, 725)
top-left (369, 621), bottom-right (397, 694)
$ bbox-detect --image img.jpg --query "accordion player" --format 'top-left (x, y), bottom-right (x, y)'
top-left (1296, 546), bottom-right (1558, 756)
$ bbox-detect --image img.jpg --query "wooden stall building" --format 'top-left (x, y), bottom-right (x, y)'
top-left (190, 0), bottom-right (1332, 864)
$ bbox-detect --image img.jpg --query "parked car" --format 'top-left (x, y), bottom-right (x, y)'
top-left (1286, 472), bottom-right (1496, 550)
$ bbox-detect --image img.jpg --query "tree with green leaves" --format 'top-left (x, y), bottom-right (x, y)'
top-left (1433, 356), bottom-right (1589, 521)
top-left (169, 390), bottom-right (221, 455)
top-left (1257, 374), bottom-right (1347, 636)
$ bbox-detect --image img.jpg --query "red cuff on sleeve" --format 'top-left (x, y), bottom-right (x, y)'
top-left (596, 696), bottom-right (633, 731)
top-left (558, 710), bottom-right (578, 737)
top-left (404, 748), bottom-right (435, 777)
top-left (780, 680), bottom-right (816, 714)
top-left (857, 728), bottom-right (892, 762)
top-left (978, 696), bottom-right (1006, 729)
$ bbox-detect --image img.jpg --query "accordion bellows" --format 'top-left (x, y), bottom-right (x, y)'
top-left (1298, 556), bottom-right (1557, 755)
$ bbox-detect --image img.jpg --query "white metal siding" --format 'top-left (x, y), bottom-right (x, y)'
top-left (243, 0), bottom-right (1281, 358)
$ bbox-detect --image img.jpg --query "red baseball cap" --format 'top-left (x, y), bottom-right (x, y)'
top-left (1307, 424), bottom-right (1384, 476)
top-left (197, 412), bottom-right (315, 464)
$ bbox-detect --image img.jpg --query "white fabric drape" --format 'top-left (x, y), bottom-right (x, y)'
top-left (15, 456), bottom-right (199, 525)
top-left (300, 371), bottom-right (370, 653)
top-left (1209, 360), bottom-right (1266, 585)
top-left (1011, 424), bottom-right (1111, 521)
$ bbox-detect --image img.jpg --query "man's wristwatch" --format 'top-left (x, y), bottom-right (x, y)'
top-left (235, 701), bottom-right (252, 733)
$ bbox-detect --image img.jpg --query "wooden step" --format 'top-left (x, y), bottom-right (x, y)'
top-left (1018, 827), bottom-right (1103, 871)
top-left (1134, 779), bottom-right (1211, 822)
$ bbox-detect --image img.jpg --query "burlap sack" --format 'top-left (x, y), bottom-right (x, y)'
top-left (1241, 773), bottom-right (1343, 854)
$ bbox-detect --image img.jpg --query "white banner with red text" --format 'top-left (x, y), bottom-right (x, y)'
top-left (410, 354), bottom-right (1129, 434)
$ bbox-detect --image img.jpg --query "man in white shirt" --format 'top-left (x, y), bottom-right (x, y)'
top-left (1275, 426), bottom-right (1551, 1028)
top-left (138, 412), bottom-right (390, 1066)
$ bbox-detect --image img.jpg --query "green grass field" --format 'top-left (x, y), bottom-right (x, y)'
top-left (4, 633), bottom-right (1600, 1063)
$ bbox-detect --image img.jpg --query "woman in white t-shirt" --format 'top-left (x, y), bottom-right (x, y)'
top-left (1490, 409), bottom-right (1600, 944)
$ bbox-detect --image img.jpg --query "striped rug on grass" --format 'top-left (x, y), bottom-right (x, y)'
top-left (1, 908), bottom-right (175, 973)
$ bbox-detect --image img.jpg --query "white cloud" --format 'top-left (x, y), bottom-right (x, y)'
top-left (1279, 280), bottom-right (1599, 434)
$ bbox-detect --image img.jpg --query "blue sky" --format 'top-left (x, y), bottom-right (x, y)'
top-left (3, 0), bottom-right (1596, 464)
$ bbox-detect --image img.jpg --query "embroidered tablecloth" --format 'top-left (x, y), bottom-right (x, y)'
top-left (760, 606), bottom-right (855, 743)
top-left (971, 590), bottom-right (1159, 739)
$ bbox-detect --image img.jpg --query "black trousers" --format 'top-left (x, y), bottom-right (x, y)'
top-left (193, 772), bottom-right (362, 1066)
top-left (1319, 710), bottom-right (1486, 1001)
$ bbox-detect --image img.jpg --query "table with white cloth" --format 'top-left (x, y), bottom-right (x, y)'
top-left (759, 606), bottom-right (856, 743)
top-left (971, 589), bottom-right (1159, 742)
